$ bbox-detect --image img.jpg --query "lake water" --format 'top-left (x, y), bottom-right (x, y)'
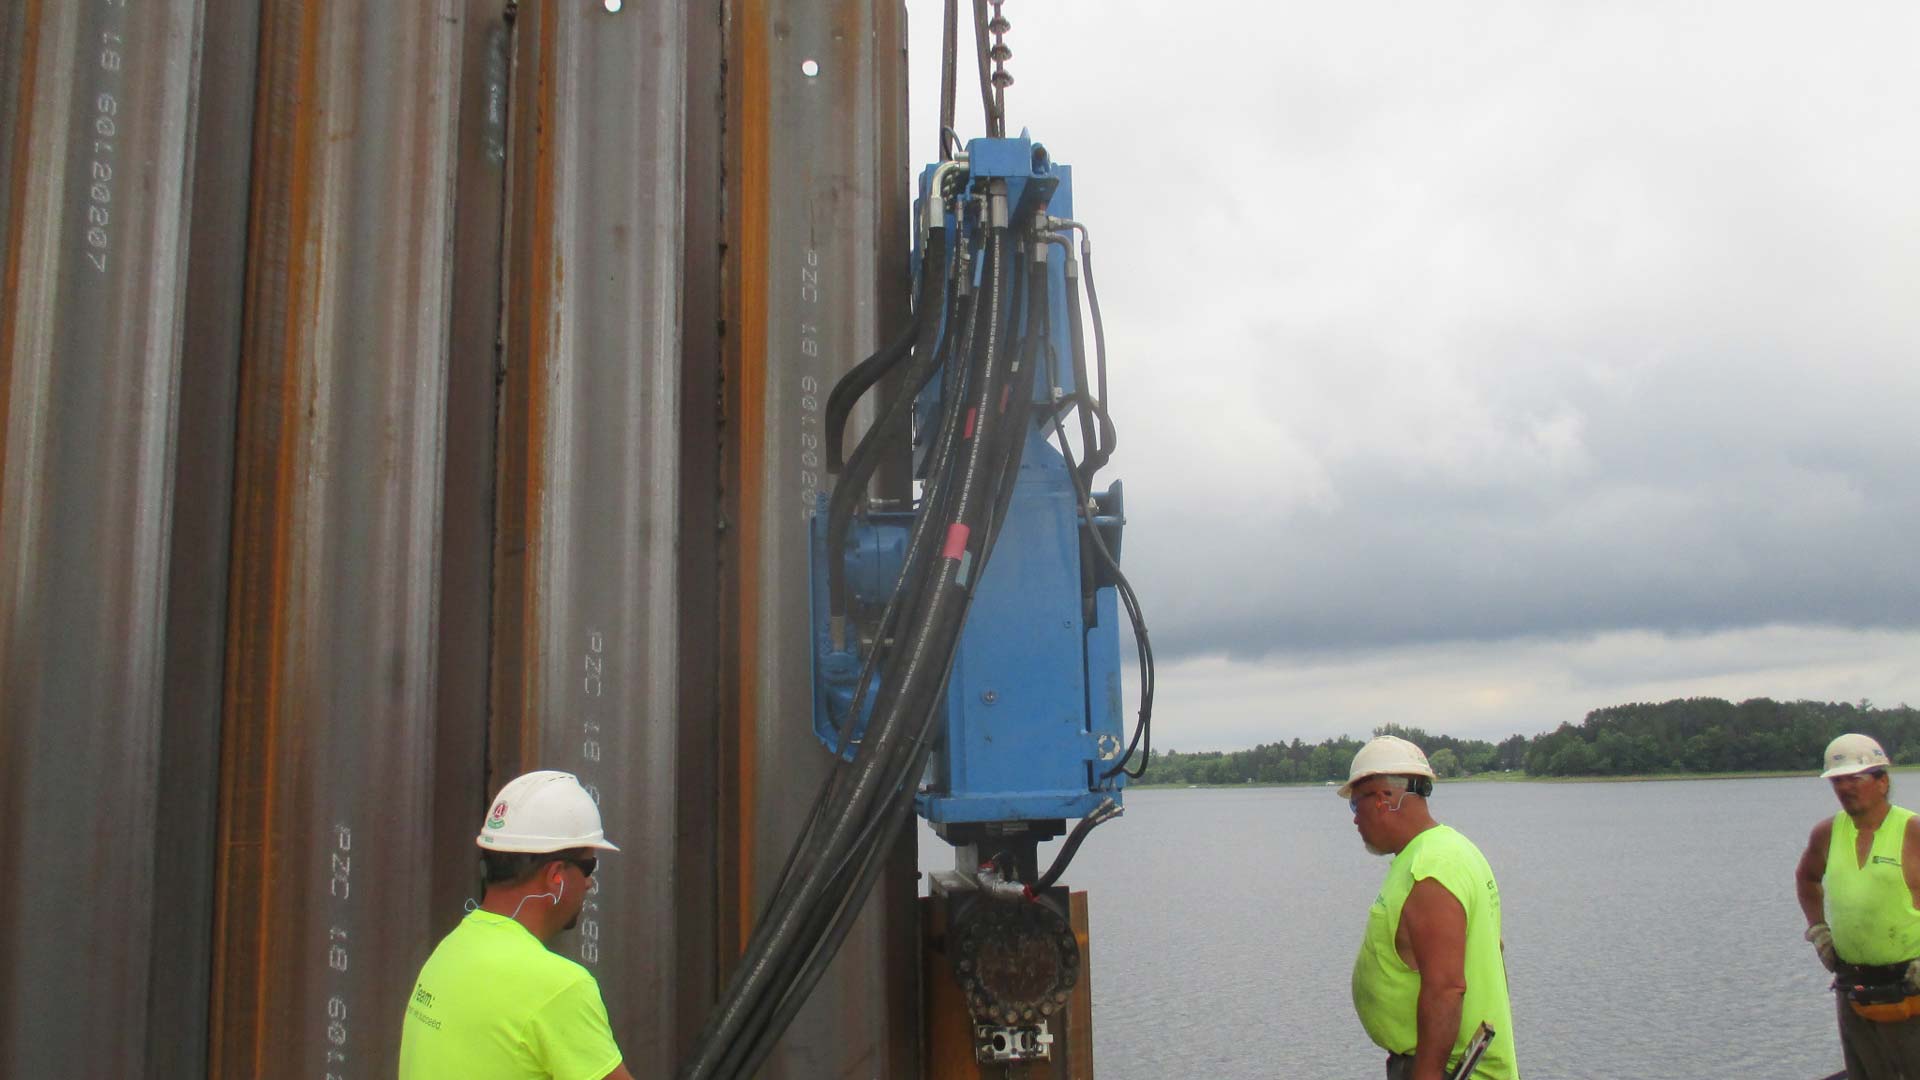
top-left (918, 778), bottom-right (1857, 1079)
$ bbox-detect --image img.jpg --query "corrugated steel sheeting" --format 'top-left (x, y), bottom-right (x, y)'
top-left (727, 1), bottom-right (917, 1074)
top-left (675, 0), bottom-right (730, 1058)
top-left (209, 2), bottom-right (463, 1075)
top-left (0, 0), bottom-right (207, 1074)
top-left (151, 0), bottom-right (260, 1072)
top-left (0, 0), bottom-right (915, 1074)
top-left (491, 0), bottom-right (690, 1064)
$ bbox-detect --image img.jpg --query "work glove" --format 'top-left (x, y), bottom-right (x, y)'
top-left (1805, 922), bottom-right (1838, 972)
top-left (1906, 958), bottom-right (1920, 996)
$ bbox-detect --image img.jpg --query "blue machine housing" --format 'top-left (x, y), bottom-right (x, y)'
top-left (918, 431), bottom-right (1127, 825)
top-left (914, 134), bottom-right (1076, 470)
top-left (810, 134), bottom-right (1128, 829)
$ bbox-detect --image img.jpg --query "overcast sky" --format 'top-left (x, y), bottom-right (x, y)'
top-left (905, 1), bottom-right (1920, 751)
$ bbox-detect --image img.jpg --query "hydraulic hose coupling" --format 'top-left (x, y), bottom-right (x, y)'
top-left (955, 237), bottom-right (974, 297)
top-left (1046, 216), bottom-right (1093, 264)
top-left (1035, 231), bottom-right (1077, 281)
top-left (976, 862), bottom-right (1029, 903)
top-left (924, 160), bottom-right (965, 233)
top-left (989, 182), bottom-right (1010, 229)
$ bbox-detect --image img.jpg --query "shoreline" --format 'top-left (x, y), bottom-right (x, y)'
top-left (1132, 763), bottom-right (1920, 790)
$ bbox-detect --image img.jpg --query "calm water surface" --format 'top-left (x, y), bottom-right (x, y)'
top-left (919, 778), bottom-right (1852, 1079)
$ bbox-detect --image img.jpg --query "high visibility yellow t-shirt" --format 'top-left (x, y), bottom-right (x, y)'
top-left (1826, 804), bottom-right (1920, 966)
top-left (1350, 824), bottom-right (1519, 1080)
top-left (399, 910), bottom-right (623, 1080)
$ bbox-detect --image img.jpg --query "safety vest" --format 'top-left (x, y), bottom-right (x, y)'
top-left (1827, 804), bottom-right (1920, 966)
top-left (1351, 825), bottom-right (1519, 1079)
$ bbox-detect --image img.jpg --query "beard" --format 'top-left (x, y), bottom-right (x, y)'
top-left (1364, 840), bottom-right (1390, 857)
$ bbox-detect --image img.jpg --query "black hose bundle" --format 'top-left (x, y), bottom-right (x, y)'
top-left (1076, 242), bottom-right (1117, 485)
top-left (825, 225), bottom-right (953, 623)
top-left (679, 185), bottom-right (1055, 1080)
top-left (1040, 303), bottom-right (1155, 783)
top-left (1030, 798), bottom-right (1123, 896)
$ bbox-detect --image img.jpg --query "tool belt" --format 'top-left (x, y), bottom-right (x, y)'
top-left (1836, 960), bottom-right (1920, 1023)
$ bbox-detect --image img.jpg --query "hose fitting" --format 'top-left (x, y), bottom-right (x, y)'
top-left (975, 862), bottom-right (1029, 902)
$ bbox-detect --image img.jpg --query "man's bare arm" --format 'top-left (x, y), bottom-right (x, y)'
top-left (1796, 819), bottom-right (1831, 927)
top-left (602, 1063), bottom-right (634, 1080)
top-left (1401, 878), bottom-right (1468, 1080)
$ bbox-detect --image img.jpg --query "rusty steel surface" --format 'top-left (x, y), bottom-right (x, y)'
top-left (922, 892), bottom-right (1094, 1079)
top-left (148, 0), bottom-right (261, 1073)
top-left (432, 0), bottom-right (514, 942)
top-left (209, 2), bottom-right (463, 1076)
top-left (727, 1), bottom-right (918, 1074)
top-left (675, 0), bottom-right (729, 1059)
top-left (0, 0), bottom-right (206, 1074)
top-left (491, 0), bottom-right (690, 1065)
top-left (0, 0), bottom-right (946, 1073)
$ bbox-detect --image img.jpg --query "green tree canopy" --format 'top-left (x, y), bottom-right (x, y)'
top-left (1140, 699), bottom-right (1919, 785)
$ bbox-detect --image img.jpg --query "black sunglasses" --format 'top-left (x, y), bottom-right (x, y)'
top-left (558, 855), bottom-right (597, 878)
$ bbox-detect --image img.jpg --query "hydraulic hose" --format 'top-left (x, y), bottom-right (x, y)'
top-left (825, 309), bottom-right (920, 476)
top-left (1064, 246), bottom-right (1100, 475)
top-left (825, 226), bottom-right (953, 623)
top-left (726, 745), bottom-right (935, 1079)
top-left (736, 331), bottom-right (1047, 1063)
top-left (1031, 798), bottom-right (1121, 895)
top-left (976, 240), bottom-right (1049, 561)
top-left (1079, 240), bottom-right (1117, 482)
top-left (680, 204), bottom-right (1020, 1080)
top-left (781, 252), bottom-right (985, 897)
top-left (792, 231), bottom-right (1050, 1019)
top-left (817, 259), bottom-right (985, 797)
top-left (1048, 219), bottom-right (1117, 488)
top-left (715, 233), bottom-right (1012, 1075)
top-left (724, 638), bottom-right (967, 1077)
top-left (685, 346), bottom-right (967, 1080)
top-left (685, 174), bottom-right (1107, 1080)
top-left (831, 227), bottom-right (1006, 793)
top-left (1042, 344), bottom-right (1155, 782)
top-left (939, 0), bottom-right (959, 162)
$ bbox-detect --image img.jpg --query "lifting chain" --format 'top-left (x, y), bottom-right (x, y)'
top-left (988, 1), bottom-right (1014, 93)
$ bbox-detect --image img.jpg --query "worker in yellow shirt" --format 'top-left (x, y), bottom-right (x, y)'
top-left (1344, 736), bottom-right (1518, 1080)
top-left (400, 770), bottom-right (634, 1080)
top-left (1795, 733), bottom-right (1920, 1079)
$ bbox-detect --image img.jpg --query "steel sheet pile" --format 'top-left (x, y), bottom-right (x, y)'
top-left (730, 2), bottom-right (917, 1076)
top-left (0, 1), bottom-right (910, 1076)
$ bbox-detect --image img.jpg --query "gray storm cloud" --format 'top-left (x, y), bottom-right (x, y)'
top-left (905, 0), bottom-right (1920, 740)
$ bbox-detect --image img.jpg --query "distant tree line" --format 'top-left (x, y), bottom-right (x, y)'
top-left (1144, 698), bottom-right (1920, 785)
top-left (1522, 698), bottom-right (1920, 776)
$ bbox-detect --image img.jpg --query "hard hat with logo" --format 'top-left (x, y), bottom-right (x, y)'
top-left (476, 770), bottom-right (620, 853)
top-left (1337, 735), bottom-right (1437, 799)
top-left (1819, 733), bottom-right (1891, 779)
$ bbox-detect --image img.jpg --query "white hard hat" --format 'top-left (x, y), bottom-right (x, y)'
top-left (1338, 735), bottom-right (1436, 799)
top-left (476, 770), bottom-right (620, 853)
top-left (1819, 733), bottom-right (1890, 779)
